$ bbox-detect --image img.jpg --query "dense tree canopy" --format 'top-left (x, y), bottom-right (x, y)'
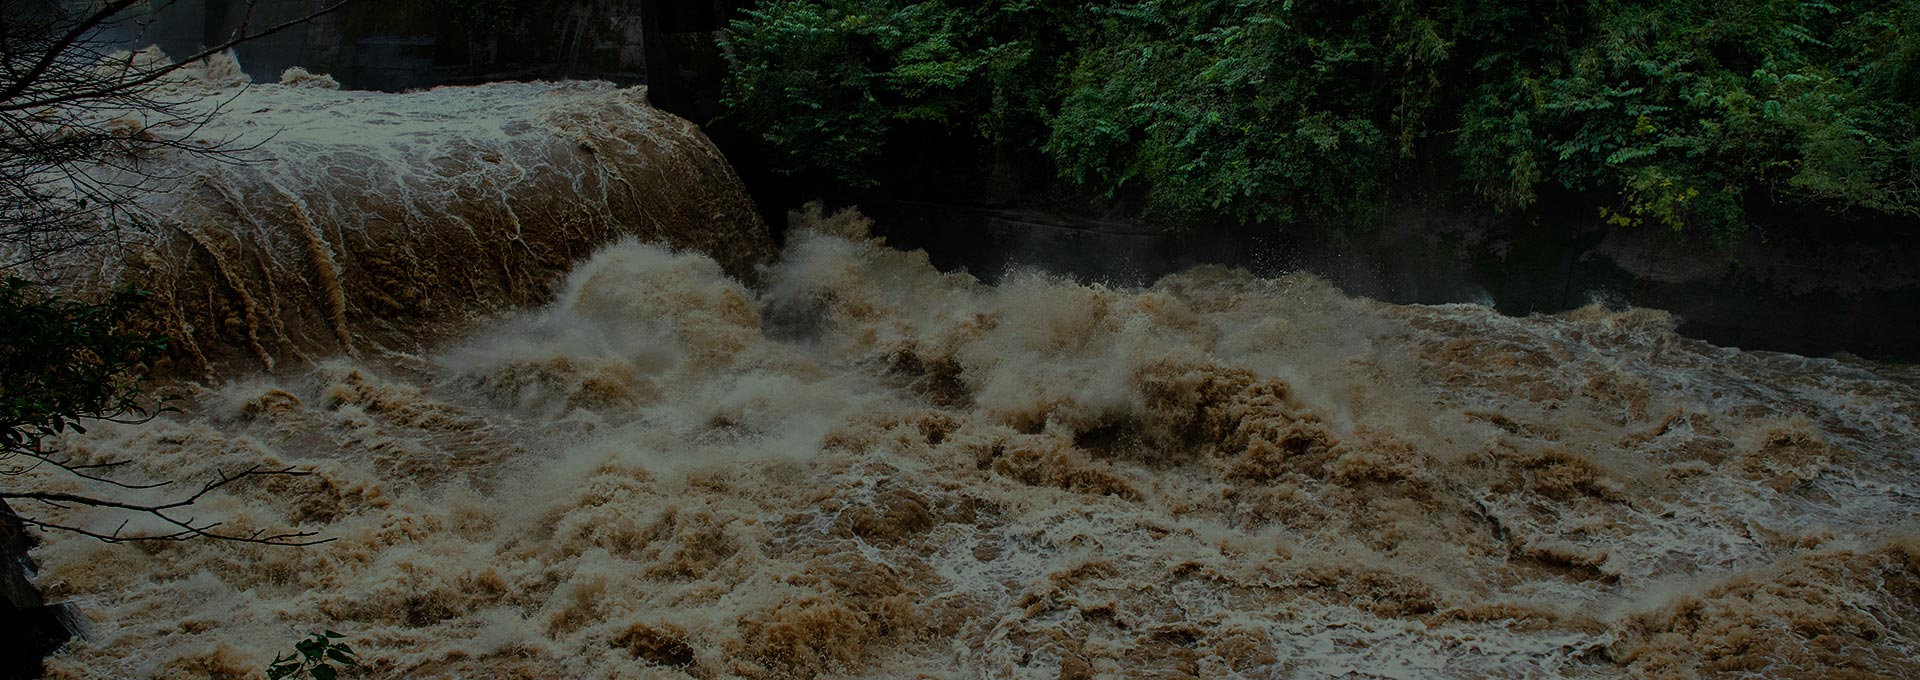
top-left (721, 0), bottom-right (1920, 239)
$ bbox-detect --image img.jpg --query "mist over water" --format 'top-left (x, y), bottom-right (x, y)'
top-left (19, 202), bottom-right (1917, 678)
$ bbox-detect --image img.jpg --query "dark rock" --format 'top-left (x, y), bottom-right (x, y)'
top-left (2, 500), bottom-right (84, 680)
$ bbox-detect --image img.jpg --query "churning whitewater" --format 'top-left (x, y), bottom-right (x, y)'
top-left (25, 207), bottom-right (1920, 679)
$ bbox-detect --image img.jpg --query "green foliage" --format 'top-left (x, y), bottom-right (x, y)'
top-left (0, 278), bottom-right (169, 456)
top-left (1463, 0), bottom-right (1920, 241)
top-left (723, 0), bottom-right (1920, 238)
top-left (1047, 0), bottom-right (1432, 226)
top-left (719, 0), bottom-right (1056, 185)
top-left (266, 631), bottom-right (361, 680)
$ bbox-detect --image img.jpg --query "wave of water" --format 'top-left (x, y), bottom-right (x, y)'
top-left (25, 206), bottom-right (1920, 679)
top-left (24, 53), bottom-right (769, 376)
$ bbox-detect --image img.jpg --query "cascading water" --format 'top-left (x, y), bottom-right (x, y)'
top-left (20, 200), bottom-right (1919, 678)
top-left (29, 51), bottom-right (772, 376)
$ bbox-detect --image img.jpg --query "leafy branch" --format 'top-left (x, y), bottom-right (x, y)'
top-left (267, 631), bottom-right (361, 680)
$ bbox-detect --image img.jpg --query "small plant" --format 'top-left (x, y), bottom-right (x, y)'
top-left (266, 631), bottom-right (360, 680)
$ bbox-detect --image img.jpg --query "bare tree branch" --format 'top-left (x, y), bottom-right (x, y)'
top-left (0, 0), bottom-right (354, 270)
top-left (2, 464), bottom-right (330, 546)
top-left (1, 0), bottom-right (359, 547)
top-left (0, 1), bottom-right (355, 113)
top-left (0, 0), bottom-right (143, 104)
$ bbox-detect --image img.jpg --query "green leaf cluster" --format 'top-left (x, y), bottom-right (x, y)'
top-left (1458, 0), bottom-right (1920, 241)
top-left (0, 278), bottom-right (170, 457)
top-left (266, 631), bottom-right (361, 680)
top-left (722, 0), bottom-right (1920, 238)
top-left (1045, 0), bottom-right (1434, 227)
top-left (720, 0), bottom-right (1069, 186)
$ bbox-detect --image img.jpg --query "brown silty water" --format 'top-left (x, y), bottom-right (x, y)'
top-left (20, 50), bottom-right (770, 377)
top-left (15, 62), bottom-right (1920, 680)
top-left (22, 206), bottom-right (1917, 679)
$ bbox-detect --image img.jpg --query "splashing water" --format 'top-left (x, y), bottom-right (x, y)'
top-left (25, 207), bottom-right (1920, 679)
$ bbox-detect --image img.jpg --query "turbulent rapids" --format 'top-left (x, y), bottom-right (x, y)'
top-left (20, 203), bottom-right (1919, 678)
